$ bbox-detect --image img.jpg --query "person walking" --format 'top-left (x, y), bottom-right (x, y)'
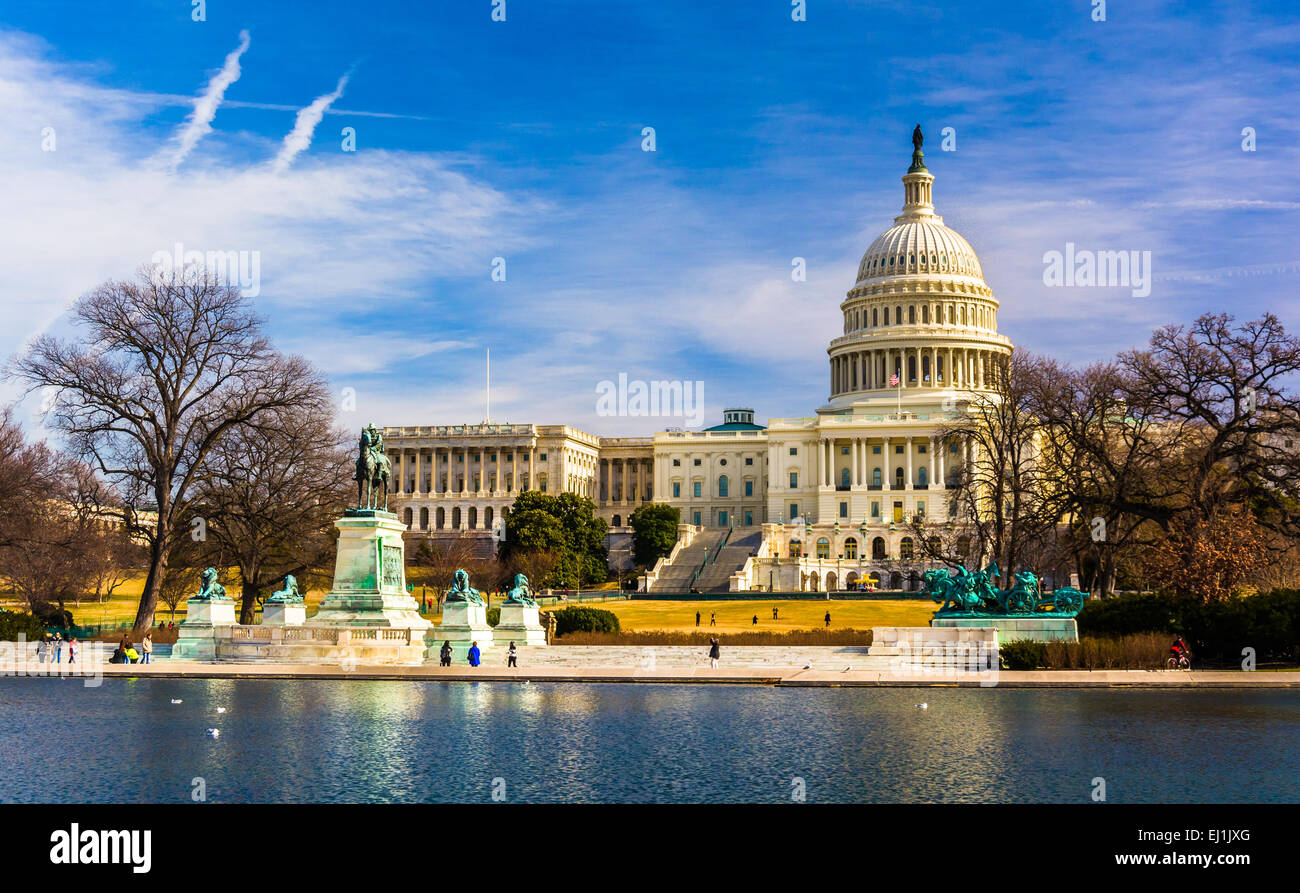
top-left (507, 641), bottom-right (518, 668)
top-left (36, 635), bottom-right (48, 665)
top-left (752, 614), bottom-right (758, 625)
top-left (67, 638), bottom-right (77, 665)
top-left (709, 612), bottom-right (716, 626)
top-left (53, 633), bottom-right (63, 664)
top-left (824, 610), bottom-right (831, 628)
top-left (141, 634), bottom-right (153, 665)
top-left (708, 636), bottom-right (720, 669)
top-left (440, 640), bottom-right (452, 667)
top-left (772, 606), bottom-right (779, 620)
top-left (467, 641), bottom-right (481, 667)
top-left (695, 611), bottom-right (701, 627)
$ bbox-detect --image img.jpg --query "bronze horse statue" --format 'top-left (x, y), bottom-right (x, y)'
top-left (354, 424), bottom-right (392, 510)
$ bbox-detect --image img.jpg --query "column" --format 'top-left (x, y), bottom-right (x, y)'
top-left (881, 436), bottom-right (889, 489)
top-left (905, 436), bottom-right (913, 490)
top-left (929, 437), bottom-right (937, 489)
top-left (528, 447), bottom-right (536, 491)
top-left (512, 447), bottom-right (518, 493)
top-left (937, 438), bottom-right (946, 490)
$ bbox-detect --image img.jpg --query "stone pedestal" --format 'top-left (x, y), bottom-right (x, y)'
top-left (173, 597), bottom-right (238, 660)
top-left (931, 615), bottom-right (1078, 643)
top-left (262, 602), bottom-right (306, 626)
top-left (428, 600), bottom-right (494, 662)
top-left (311, 510), bottom-right (430, 631)
top-left (494, 602), bottom-right (547, 647)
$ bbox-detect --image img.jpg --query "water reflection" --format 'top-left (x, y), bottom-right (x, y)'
top-left (0, 680), bottom-right (1296, 803)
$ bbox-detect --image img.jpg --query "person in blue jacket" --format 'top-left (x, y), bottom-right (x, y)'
top-left (467, 641), bottom-right (481, 667)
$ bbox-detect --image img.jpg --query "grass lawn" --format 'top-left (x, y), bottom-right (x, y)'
top-left (579, 598), bottom-right (935, 634)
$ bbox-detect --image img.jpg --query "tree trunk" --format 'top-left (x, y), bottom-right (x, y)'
top-left (239, 578), bottom-right (261, 625)
top-left (132, 538), bottom-right (167, 634)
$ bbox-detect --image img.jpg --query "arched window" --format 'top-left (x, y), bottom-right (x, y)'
top-left (718, 475), bottom-right (729, 497)
top-left (485, 507), bottom-right (494, 529)
top-left (895, 467), bottom-right (905, 488)
top-left (889, 570), bottom-right (903, 590)
top-left (922, 305), bottom-right (929, 324)
top-left (468, 507), bottom-right (478, 529)
top-left (872, 307), bottom-right (878, 326)
top-left (900, 536), bottom-right (914, 560)
top-left (452, 507), bottom-right (462, 529)
top-left (419, 507), bottom-right (429, 530)
top-left (403, 508), bottom-right (413, 528)
top-left (872, 467), bottom-right (882, 487)
top-left (895, 305), bottom-right (903, 324)
top-left (908, 305), bottom-right (916, 324)
top-left (843, 537), bottom-right (858, 559)
top-left (872, 536), bottom-right (887, 559)
top-left (907, 355), bottom-right (917, 382)
top-left (840, 468), bottom-right (850, 489)
top-left (612, 514), bottom-right (621, 527)
top-left (789, 540), bottom-right (802, 558)
top-left (436, 507), bottom-right (445, 529)
top-left (816, 538), bottom-right (831, 560)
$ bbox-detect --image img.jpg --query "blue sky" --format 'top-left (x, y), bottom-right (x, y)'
top-left (2, 0), bottom-right (1298, 434)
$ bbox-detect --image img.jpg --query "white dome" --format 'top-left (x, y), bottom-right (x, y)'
top-left (855, 218), bottom-right (984, 284)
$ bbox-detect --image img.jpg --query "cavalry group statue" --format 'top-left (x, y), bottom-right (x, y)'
top-left (355, 423), bottom-right (392, 511)
top-left (924, 562), bottom-right (1086, 618)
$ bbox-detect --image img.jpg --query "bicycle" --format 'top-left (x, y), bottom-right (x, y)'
top-left (1165, 652), bottom-right (1191, 671)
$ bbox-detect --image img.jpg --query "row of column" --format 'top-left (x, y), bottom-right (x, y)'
top-left (600, 457), bottom-right (654, 505)
top-left (830, 346), bottom-right (999, 396)
top-left (806, 434), bottom-right (975, 491)
top-left (393, 445), bottom-right (538, 497)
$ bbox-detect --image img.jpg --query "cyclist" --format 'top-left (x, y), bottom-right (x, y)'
top-left (1169, 636), bottom-right (1191, 669)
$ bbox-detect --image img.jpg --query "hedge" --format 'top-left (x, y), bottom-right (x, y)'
top-left (552, 606), bottom-right (621, 636)
top-left (0, 610), bottom-right (49, 642)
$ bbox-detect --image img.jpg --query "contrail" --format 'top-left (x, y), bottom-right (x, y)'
top-left (271, 72), bottom-right (351, 174)
top-left (166, 30), bottom-right (251, 170)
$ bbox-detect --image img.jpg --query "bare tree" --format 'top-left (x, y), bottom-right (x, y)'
top-left (410, 533), bottom-right (484, 597)
top-left (193, 400), bottom-right (352, 623)
top-left (12, 265), bottom-right (325, 633)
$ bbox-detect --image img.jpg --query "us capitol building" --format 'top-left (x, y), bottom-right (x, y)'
top-left (384, 132), bottom-right (1011, 591)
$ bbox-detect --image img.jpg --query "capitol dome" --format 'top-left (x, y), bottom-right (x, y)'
top-left (825, 128), bottom-right (1012, 408)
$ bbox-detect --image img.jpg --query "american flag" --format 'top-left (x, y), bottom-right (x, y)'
top-left (889, 372), bottom-right (900, 387)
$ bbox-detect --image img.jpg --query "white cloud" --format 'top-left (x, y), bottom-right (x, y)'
top-left (162, 30), bottom-right (250, 172)
top-left (272, 72), bottom-right (350, 174)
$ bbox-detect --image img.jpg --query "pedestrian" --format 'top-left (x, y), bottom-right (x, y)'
top-left (142, 634), bottom-right (153, 665)
top-left (507, 641), bottom-right (518, 668)
top-left (772, 606), bottom-right (779, 620)
top-left (710, 612), bottom-right (716, 626)
top-left (54, 633), bottom-right (63, 664)
top-left (440, 640), bottom-right (452, 667)
top-left (752, 614), bottom-right (758, 625)
top-left (708, 636), bottom-right (720, 669)
top-left (67, 638), bottom-right (77, 665)
top-left (467, 641), bottom-right (481, 667)
top-left (824, 611), bottom-right (831, 628)
top-left (36, 635), bottom-right (48, 665)
top-left (695, 611), bottom-right (701, 627)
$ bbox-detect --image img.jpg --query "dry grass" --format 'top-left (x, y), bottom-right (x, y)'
top-left (577, 598), bottom-right (933, 634)
top-left (556, 628), bottom-right (874, 646)
top-left (1042, 633), bottom-right (1171, 670)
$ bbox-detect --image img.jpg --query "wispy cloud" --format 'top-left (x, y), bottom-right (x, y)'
top-left (271, 71), bottom-right (351, 174)
top-left (162, 30), bottom-right (250, 171)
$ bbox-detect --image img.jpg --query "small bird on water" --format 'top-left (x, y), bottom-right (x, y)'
top-left (170, 699), bottom-right (182, 704)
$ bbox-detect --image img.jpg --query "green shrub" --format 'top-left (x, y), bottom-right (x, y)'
top-left (1077, 592), bottom-right (1178, 638)
top-left (999, 639), bottom-right (1047, 670)
top-left (0, 610), bottom-right (49, 641)
top-left (552, 606), bottom-right (620, 636)
top-left (486, 607), bottom-right (500, 627)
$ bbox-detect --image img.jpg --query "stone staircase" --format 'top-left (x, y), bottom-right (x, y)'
top-left (648, 529), bottom-right (728, 592)
top-left (693, 530), bottom-right (763, 591)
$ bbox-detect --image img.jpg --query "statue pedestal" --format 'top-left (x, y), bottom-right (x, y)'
top-left (312, 510), bottom-right (429, 631)
top-left (495, 602), bottom-right (547, 647)
top-left (263, 602), bottom-right (306, 626)
top-left (428, 601), bottom-right (494, 662)
top-left (173, 597), bottom-right (237, 660)
top-left (931, 615), bottom-right (1078, 643)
